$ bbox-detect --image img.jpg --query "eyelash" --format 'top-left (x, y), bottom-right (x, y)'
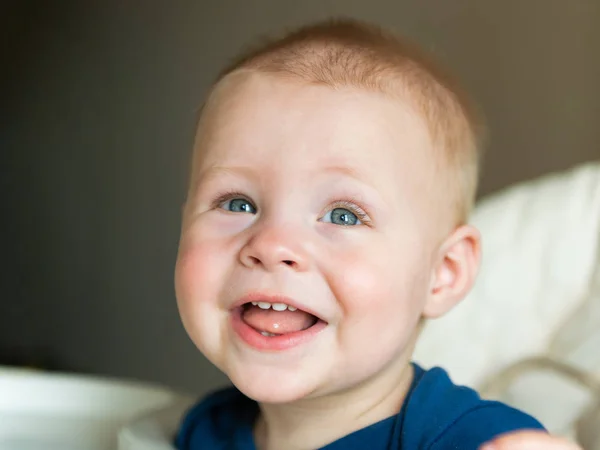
top-left (210, 191), bottom-right (372, 225)
top-left (326, 199), bottom-right (371, 225)
top-left (210, 190), bottom-right (251, 209)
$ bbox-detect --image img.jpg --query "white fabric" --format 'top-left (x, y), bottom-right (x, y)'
top-left (551, 253), bottom-right (600, 373)
top-left (414, 162), bottom-right (600, 388)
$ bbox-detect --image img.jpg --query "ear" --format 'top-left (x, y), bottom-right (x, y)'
top-left (423, 224), bottom-right (481, 319)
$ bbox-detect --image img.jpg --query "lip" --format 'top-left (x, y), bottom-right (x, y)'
top-left (231, 308), bottom-right (328, 352)
top-left (231, 292), bottom-right (326, 323)
top-left (230, 292), bottom-right (328, 352)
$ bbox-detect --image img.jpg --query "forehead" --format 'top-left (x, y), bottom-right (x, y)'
top-left (193, 72), bottom-right (434, 188)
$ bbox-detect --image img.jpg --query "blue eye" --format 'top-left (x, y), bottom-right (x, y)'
top-left (322, 207), bottom-right (362, 226)
top-left (222, 198), bottom-right (256, 214)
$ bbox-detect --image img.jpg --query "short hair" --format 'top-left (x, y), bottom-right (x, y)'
top-left (205, 18), bottom-right (485, 224)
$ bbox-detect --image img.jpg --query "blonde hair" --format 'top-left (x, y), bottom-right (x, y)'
top-left (206, 18), bottom-right (485, 223)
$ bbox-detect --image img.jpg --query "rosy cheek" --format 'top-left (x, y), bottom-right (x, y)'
top-left (339, 259), bottom-right (392, 310)
top-left (175, 213), bottom-right (248, 305)
top-left (326, 239), bottom-right (418, 318)
top-left (175, 239), bottom-right (224, 309)
top-left (321, 243), bottom-right (383, 313)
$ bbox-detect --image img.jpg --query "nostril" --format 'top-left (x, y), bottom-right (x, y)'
top-left (282, 260), bottom-right (294, 266)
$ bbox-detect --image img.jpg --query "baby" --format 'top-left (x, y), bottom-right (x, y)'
top-left (173, 18), bottom-right (579, 450)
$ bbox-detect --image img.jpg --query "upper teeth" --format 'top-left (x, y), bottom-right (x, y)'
top-left (251, 301), bottom-right (297, 312)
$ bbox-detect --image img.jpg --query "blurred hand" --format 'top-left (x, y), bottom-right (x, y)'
top-left (480, 430), bottom-right (582, 450)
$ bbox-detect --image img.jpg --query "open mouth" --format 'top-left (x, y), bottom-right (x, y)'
top-left (231, 299), bottom-right (327, 350)
top-left (241, 301), bottom-right (321, 336)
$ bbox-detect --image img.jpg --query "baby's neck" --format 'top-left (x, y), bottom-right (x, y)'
top-left (253, 363), bottom-right (414, 450)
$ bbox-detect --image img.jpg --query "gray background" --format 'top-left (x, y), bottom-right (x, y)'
top-left (2, 0), bottom-right (599, 395)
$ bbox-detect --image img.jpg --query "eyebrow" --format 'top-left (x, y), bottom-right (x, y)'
top-left (321, 164), bottom-right (372, 184)
top-left (197, 164), bottom-right (370, 184)
top-left (195, 165), bottom-right (260, 185)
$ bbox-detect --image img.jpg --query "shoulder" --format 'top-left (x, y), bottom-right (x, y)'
top-left (401, 365), bottom-right (545, 450)
top-left (175, 386), bottom-right (258, 450)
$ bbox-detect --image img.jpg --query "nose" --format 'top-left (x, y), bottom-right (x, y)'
top-left (239, 224), bottom-right (310, 272)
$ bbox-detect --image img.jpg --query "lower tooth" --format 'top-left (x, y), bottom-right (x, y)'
top-left (260, 331), bottom-right (277, 337)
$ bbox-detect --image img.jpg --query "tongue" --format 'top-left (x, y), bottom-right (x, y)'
top-left (242, 306), bottom-right (317, 334)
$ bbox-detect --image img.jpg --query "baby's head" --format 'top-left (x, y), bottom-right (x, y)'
top-left (175, 19), bottom-right (483, 404)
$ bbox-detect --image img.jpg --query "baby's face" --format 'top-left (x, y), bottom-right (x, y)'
top-left (176, 72), bottom-right (444, 403)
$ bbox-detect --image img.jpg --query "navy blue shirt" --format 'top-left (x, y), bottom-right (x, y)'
top-left (175, 364), bottom-right (544, 449)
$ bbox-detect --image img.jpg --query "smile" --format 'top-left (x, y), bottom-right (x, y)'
top-left (231, 295), bottom-right (328, 351)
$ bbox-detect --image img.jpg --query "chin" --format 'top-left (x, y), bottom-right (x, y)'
top-left (227, 366), bottom-right (319, 404)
